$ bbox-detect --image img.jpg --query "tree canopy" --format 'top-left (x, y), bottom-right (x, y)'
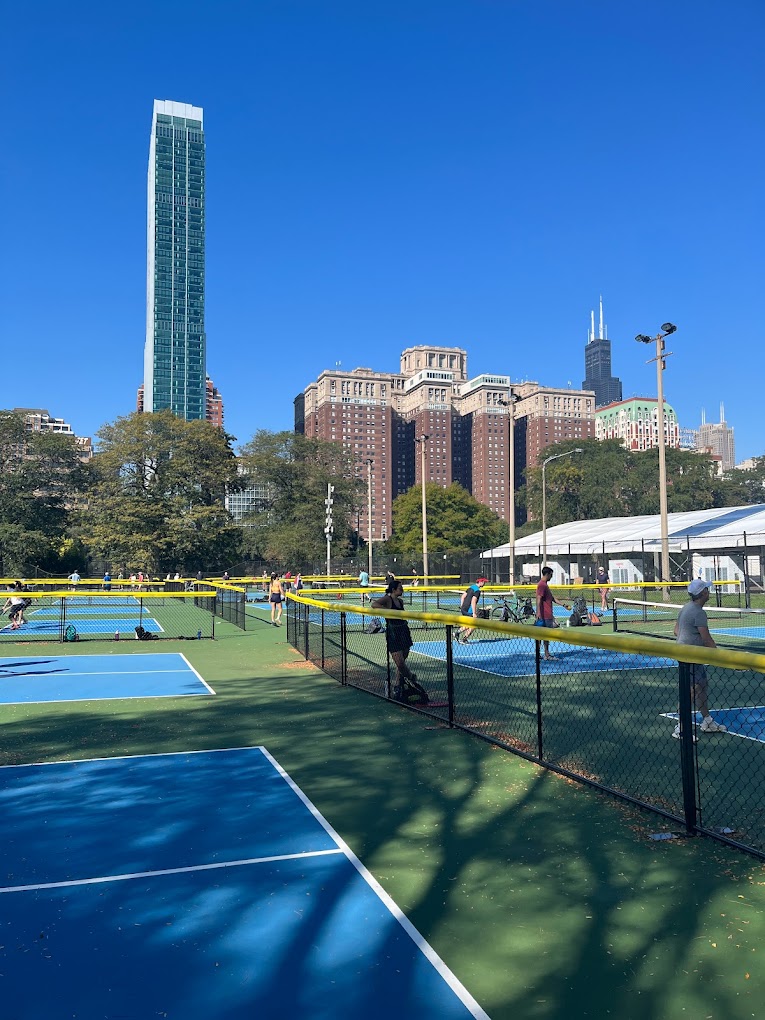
top-left (80, 410), bottom-right (242, 574)
top-left (237, 431), bottom-right (363, 566)
top-left (522, 437), bottom-right (758, 529)
top-left (386, 482), bottom-right (507, 556)
top-left (0, 411), bottom-right (85, 576)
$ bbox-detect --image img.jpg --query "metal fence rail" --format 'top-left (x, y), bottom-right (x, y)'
top-left (286, 594), bottom-right (765, 861)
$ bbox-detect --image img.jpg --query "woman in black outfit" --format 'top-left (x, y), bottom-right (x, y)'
top-left (372, 579), bottom-right (423, 700)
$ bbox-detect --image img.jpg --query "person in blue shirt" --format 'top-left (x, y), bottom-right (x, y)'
top-left (456, 577), bottom-right (488, 644)
top-left (103, 571), bottom-right (112, 591)
top-left (358, 568), bottom-right (370, 603)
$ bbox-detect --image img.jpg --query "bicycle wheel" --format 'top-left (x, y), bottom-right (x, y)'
top-left (490, 604), bottom-right (508, 621)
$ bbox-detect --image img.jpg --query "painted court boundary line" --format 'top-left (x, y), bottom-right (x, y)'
top-left (412, 644), bottom-right (674, 678)
top-left (660, 708), bottom-right (765, 744)
top-left (0, 745), bottom-right (490, 1020)
top-left (0, 849), bottom-right (344, 895)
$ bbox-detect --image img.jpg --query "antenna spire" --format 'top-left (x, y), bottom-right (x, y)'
top-left (599, 296), bottom-right (604, 340)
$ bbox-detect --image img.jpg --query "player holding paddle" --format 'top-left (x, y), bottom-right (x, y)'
top-left (535, 567), bottom-right (570, 661)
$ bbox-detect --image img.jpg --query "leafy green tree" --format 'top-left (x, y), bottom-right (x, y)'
top-left (238, 431), bottom-right (363, 566)
top-left (386, 483), bottom-right (507, 557)
top-left (81, 410), bottom-right (242, 573)
top-left (0, 411), bottom-right (84, 575)
top-left (522, 438), bottom-right (743, 529)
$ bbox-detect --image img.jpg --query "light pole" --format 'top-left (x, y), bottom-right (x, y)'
top-left (324, 483), bottom-right (335, 578)
top-left (636, 323), bottom-right (676, 600)
top-left (414, 435), bottom-right (430, 585)
top-left (541, 449), bottom-right (583, 568)
top-left (499, 392), bottom-right (522, 584)
top-left (366, 458), bottom-right (373, 579)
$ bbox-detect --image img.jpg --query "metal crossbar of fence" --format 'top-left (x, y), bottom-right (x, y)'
top-left (286, 592), bottom-right (765, 861)
top-left (0, 591), bottom-right (217, 643)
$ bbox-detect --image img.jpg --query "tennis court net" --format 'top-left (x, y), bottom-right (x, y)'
top-left (613, 597), bottom-right (765, 653)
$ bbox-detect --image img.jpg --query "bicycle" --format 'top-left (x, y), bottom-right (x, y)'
top-left (490, 594), bottom-right (536, 624)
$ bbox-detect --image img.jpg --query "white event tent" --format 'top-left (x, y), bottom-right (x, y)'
top-left (482, 504), bottom-right (765, 587)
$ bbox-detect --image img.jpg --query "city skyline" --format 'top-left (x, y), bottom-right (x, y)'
top-left (2, 2), bottom-right (763, 460)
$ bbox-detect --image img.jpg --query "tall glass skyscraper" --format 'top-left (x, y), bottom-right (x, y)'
top-left (143, 100), bottom-right (206, 419)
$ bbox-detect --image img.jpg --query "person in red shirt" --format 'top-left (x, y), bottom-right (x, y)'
top-left (536, 567), bottom-right (568, 661)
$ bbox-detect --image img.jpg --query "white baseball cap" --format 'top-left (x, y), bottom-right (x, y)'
top-left (688, 579), bottom-right (711, 598)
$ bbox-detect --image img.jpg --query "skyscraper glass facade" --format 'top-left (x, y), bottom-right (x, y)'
top-left (143, 100), bottom-right (206, 420)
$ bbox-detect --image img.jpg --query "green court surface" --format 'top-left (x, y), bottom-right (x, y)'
top-left (1, 617), bottom-right (763, 1020)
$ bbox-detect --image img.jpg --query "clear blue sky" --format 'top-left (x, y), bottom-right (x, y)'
top-left (2, 0), bottom-right (763, 459)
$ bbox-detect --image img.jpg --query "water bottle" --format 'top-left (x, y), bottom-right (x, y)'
top-left (114, 630), bottom-right (120, 641)
top-left (197, 629), bottom-right (202, 640)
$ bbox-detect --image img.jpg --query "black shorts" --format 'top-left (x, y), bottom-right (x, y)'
top-left (269, 593), bottom-right (282, 604)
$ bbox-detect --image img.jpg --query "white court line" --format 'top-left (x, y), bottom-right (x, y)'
top-left (179, 652), bottom-right (215, 694)
top-left (0, 668), bottom-right (204, 679)
top-left (260, 747), bottom-right (491, 1020)
top-left (0, 745), bottom-right (489, 1015)
top-left (660, 708), bottom-right (765, 744)
top-left (0, 848), bottom-right (344, 895)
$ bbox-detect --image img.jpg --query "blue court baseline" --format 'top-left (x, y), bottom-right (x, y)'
top-left (0, 652), bottom-right (212, 703)
top-left (0, 748), bottom-right (487, 1020)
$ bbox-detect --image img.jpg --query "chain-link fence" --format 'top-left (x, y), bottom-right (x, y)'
top-left (287, 594), bottom-right (765, 861)
top-left (0, 591), bottom-right (216, 643)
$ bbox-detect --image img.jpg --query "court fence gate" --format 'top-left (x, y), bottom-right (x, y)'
top-left (286, 594), bottom-right (765, 862)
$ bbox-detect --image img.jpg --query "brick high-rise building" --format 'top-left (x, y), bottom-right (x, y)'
top-left (205, 377), bottom-right (224, 429)
top-left (297, 347), bottom-right (596, 540)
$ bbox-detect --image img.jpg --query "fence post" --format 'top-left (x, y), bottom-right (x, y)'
top-left (340, 612), bottom-right (347, 685)
top-left (445, 625), bottom-right (455, 728)
top-left (677, 661), bottom-right (698, 835)
top-left (535, 637), bottom-right (543, 760)
top-left (304, 600), bottom-right (309, 661)
top-left (59, 596), bottom-right (65, 643)
top-left (743, 532), bottom-right (751, 609)
top-left (320, 604), bottom-right (325, 670)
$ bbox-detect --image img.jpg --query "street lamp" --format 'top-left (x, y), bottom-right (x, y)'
top-left (499, 392), bottom-right (522, 584)
top-left (541, 449), bottom-right (583, 569)
top-left (366, 458), bottom-right (374, 579)
top-left (414, 435), bottom-right (430, 585)
top-left (636, 322), bottom-right (675, 600)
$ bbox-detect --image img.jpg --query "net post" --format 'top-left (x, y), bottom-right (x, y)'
top-left (677, 661), bottom-right (699, 835)
top-left (445, 625), bottom-right (455, 728)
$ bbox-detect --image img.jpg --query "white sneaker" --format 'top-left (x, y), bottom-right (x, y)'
top-left (700, 717), bottom-right (727, 733)
top-left (672, 724), bottom-right (697, 742)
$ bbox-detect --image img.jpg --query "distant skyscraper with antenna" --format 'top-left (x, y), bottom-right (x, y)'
top-left (582, 296), bottom-right (623, 408)
top-left (698, 404), bottom-right (735, 471)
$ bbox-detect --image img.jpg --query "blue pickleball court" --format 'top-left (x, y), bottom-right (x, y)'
top-left (0, 652), bottom-right (213, 703)
top-left (0, 747), bottom-right (488, 1019)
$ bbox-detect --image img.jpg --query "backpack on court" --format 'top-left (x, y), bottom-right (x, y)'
top-left (393, 675), bottom-right (429, 706)
top-left (569, 596), bottom-right (589, 627)
top-left (134, 625), bottom-right (158, 641)
top-left (364, 618), bottom-right (384, 634)
top-left (63, 624), bottom-right (79, 642)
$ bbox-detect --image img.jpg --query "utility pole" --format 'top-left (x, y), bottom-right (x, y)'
top-left (324, 483), bottom-right (335, 578)
top-left (636, 323), bottom-right (676, 601)
top-left (415, 435), bottom-right (430, 585)
top-left (366, 459), bottom-right (373, 579)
